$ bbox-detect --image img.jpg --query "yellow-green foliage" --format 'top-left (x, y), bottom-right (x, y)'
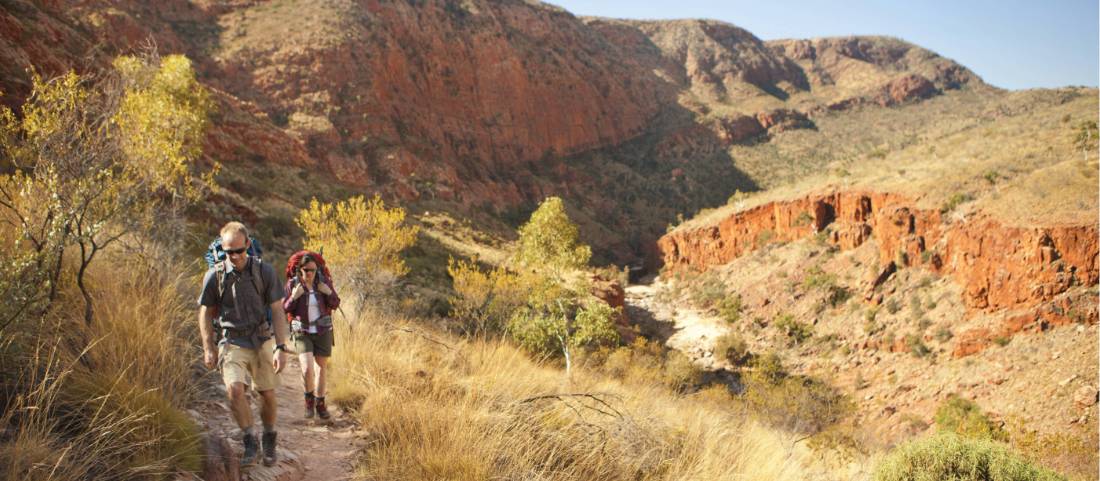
top-left (297, 195), bottom-right (419, 307)
top-left (113, 54), bottom-right (213, 199)
top-left (874, 433), bottom-right (1066, 481)
top-left (934, 395), bottom-right (1007, 441)
top-left (506, 275), bottom-right (620, 360)
top-left (512, 196), bottom-right (591, 275)
top-left (0, 54), bottom-right (211, 325)
top-left (446, 257), bottom-right (529, 335)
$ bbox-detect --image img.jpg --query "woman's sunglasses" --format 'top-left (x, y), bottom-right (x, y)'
top-left (301, 268), bottom-right (317, 273)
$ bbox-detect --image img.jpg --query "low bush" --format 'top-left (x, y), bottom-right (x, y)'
top-left (713, 333), bottom-right (752, 366)
top-left (774, 313), bottom-right (813, 344)
top-left (717, 294), bottom-right (743, 323)
top-left (874, 433), bottom-right (1065, 481)
top-left (689, 272), bottom-right (727, 309)
top-left (740, 354), bottom-right (852, 435)
top-left (934, 396), bottom-right (1007, 441)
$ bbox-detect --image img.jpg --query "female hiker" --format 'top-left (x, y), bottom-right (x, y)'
top-left (283, 251), bottom-right (340, 420)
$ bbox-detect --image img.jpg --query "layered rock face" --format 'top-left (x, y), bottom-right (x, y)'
top-left (658, 191), bottom-right (1099, 355)
top-left (202, 0), bottom-right (671, 200)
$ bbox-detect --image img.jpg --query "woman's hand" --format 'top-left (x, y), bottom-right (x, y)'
top-left (291, 282), bottom-right (306, 300)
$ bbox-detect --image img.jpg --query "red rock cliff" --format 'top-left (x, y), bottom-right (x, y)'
top-left (659, 191), bottom-right (1098, 312)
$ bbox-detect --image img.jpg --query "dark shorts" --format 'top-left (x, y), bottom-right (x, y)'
top-left (291, 329), bottom-right (333, 357)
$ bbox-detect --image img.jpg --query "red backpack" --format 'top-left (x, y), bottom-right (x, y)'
top-left (285, 250), bottom-right (333, 285)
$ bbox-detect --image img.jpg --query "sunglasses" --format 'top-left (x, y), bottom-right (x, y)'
top-left (301, 268), bottom-right (317, 273)
top-left (224, 246), bottom-right (248, 255)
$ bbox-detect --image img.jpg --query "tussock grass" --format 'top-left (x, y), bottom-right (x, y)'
top-left (0, 243), bottom-right (202, 480)
top-left (329, 308), bottom-right (823, 481)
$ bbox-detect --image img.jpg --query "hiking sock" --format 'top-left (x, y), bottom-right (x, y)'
top-left (263, 423), bottom-right (276, 434)
top-left (304, 391), bottom-right (316, 418)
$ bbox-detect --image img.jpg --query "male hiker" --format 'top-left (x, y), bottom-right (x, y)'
top-left (198, 221), bottom-right (290, 467)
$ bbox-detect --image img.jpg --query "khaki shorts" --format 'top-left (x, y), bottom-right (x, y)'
top-left (291, 330), bottom-right (334, 358)
top-left (219, 339), bottom-right (279, 392)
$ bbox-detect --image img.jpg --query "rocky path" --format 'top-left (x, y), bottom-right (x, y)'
top-left (190, 358), bottom-right (366, 481)
top-left (625, 278), bottom-right (732, 371)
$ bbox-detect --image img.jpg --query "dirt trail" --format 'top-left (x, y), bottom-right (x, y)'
top-left (193, 357), bottom-right (366, 481)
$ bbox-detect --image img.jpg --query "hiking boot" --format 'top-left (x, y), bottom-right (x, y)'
top-left (304, 394), bottom-right (316, 419)
top-left (315, 397), bottom-right (331, 420)
top-left (261, 431), bottom-right (277, 467)
top-left (241, 432), bottom-right (259, 467)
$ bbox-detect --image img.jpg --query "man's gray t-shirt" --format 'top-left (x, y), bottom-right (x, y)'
top-left (198, 257), bottom-right (284, 349)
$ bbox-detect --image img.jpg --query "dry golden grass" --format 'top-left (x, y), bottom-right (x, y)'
top-left (0, 242), bottom-right (202, 480)
top-left (327, 307), bottom-right (836, 481)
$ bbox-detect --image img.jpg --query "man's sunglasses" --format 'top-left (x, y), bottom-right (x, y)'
top-left (224, 246), bottom-right (248, 255)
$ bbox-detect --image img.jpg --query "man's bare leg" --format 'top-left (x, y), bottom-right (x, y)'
top-left (227, 382), bottom-right (253, 429)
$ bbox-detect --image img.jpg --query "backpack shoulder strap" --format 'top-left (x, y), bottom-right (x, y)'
top-left (249, 257), bottom-right (266, 302)
top-left (215, 260), bottom-right (227, 299)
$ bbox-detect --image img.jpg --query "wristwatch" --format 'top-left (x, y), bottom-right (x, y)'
top-left (273, 343), bottom-right (287, 354)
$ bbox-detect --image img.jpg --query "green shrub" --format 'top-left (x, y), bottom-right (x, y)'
top-left (663, 351), bottom-right (703, 393)
top-left (801, 267), bottom-right (851, 307)
top-left (690, 273), bottom-right (727, 309)
top-left (993, 336), bottom-right (1011, 347)
top-left (984, 169), bottom-right (1000, 184)
top-left (906, 334), bottom-right (931, 358)
top-left (940, 192), bottom-right (975, 214)
top-left (874, 433), bottom-right (1065, 481)
top-left (717, 295), bottom-right (743, 323)
top-left (751, 351), bottom-right (787, 385)
top-left (886, 298), bottom-right (901, 314)
top-left (935, 396), bottom-right (1006, 441)
top-left (713, 333), bottom-right (751, 365)
top-left (935, 327), bottom-right (953, 342)
top-left (774, 313), bottom-right (813, 344)
top-left (865, 306), bottom-right (881, 322)
top-left (756, 229), bottom-right (775, 245)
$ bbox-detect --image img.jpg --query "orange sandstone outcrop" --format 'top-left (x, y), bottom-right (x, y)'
top-left (658, 190), bottom-right (1099, 355)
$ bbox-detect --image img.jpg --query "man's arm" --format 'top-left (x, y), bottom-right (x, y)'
top-left (199, 305), bottom-right (217, 369)
top-left (270, 300), bottom-right (289, 346)
top-left (270, 300), bottom-right (290, 374)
